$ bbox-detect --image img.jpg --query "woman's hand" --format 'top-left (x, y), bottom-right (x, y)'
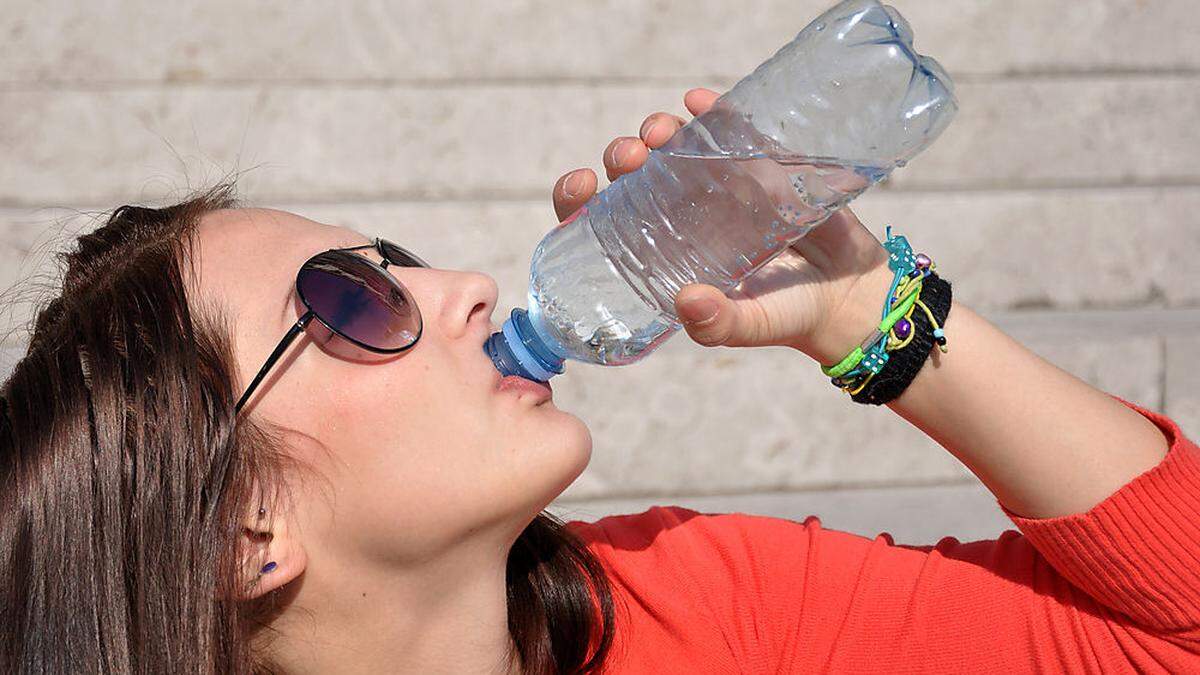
top-left (551, 88), bottom-right (897, 367)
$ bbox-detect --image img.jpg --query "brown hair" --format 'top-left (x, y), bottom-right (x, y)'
top-left (0, 189), bottom-right (617, 674)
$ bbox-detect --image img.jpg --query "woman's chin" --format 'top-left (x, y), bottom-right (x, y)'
top-left (536, 407), bottom-right (592, 465)
top-left (517, 411), bottom-right (592, 499)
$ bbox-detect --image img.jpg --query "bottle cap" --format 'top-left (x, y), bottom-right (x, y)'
top-left (484, 309), bottom-right (565, 382)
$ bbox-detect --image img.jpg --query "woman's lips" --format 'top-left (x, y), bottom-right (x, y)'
top-left (496, 375), bottom-right (553, 403)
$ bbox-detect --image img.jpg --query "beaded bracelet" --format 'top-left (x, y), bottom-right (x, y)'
top-left (820, 226), bottom-right (949, 397)
top-left (819, 280), bottom-right (920, 379)
top-left (851, 273), bottom-right (951, 405)
top-left (819, 225), bottom-right (929, 378)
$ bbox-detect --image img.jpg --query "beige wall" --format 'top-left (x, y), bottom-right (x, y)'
top-left (2, 1), bottom-right (1197, 543)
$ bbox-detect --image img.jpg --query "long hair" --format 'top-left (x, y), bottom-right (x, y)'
top-left (0, 189), bottom-right (617, 674)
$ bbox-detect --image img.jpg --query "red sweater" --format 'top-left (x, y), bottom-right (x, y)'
top-left (567, 396), bottom-right (1200, 673)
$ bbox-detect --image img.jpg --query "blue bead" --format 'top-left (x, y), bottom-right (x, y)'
top-left (260, 561), bottom-right (277, 574)
top-left (933, 328), bottom-right (944, 338)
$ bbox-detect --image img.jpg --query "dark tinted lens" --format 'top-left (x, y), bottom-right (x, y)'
top-left (297, 251), bottom-right (421, 351)
top-left (378, 240), bottom-right (430, 268)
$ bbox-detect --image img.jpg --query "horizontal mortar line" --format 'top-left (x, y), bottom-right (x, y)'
top-left (0, 304), bottom-right (1192, 330)
top-left (4, 304), bottom-right (1198, 351)
top-left (3, 179), bottom-right (1200, 212)
top-left (261, 180), bottom-right (1200, 205)
top-left (953, 67), bottom-right (1200, 82)
top-left (553, 476), bottom-right (984, 505)
top-left (0, 76), bottom-right (718, 92)
top-left (0, 191), bottom-right (567, 211)
top-left (985, 306), bottom-right (1200, 338)
top-left (878, 177), bottom-right (1200, 194)
top-left (243, 179), bottom-right (1200, 204)
top-left (1, 68), bottom-right (1199, 92)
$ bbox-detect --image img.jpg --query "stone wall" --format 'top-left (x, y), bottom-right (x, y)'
top-left (2, 1), bottom-right (1197, 543)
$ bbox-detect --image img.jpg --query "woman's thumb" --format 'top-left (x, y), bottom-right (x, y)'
top-left (675, 284), bottom-right (741, 347)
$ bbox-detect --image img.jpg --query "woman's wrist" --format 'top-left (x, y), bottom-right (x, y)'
top-left (794, 262), bottom-right (897, 367)
top-left (792, 230), bottom-right (1170, 518)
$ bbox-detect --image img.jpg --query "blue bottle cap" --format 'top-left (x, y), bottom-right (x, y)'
top-left (484, 309), bottom-right (565, 382)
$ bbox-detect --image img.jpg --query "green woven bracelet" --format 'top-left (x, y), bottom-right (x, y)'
top-left (820, 285), bottom-right (920, 378)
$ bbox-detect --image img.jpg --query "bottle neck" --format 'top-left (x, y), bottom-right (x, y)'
top-left (484, 308), bottom-right (565, 382)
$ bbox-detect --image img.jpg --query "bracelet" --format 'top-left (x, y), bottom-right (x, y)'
top-left (850, 273), bottom-right (951, 405)
top-left (819, 282), bottom-right (921, 379)
top-left (820, 226), bottom-right (950, 402)
top-left (820, 225), bottom-right (934, 379)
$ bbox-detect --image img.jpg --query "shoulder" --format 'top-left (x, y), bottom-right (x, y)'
top-left (563, 505), bottom-right (986, 596)
top-left (563, 507), bottom-right (828, 668)
top-left (567, 504), bottom-right (818, 546)
top-left (565, 505), bottom-right (822, 585)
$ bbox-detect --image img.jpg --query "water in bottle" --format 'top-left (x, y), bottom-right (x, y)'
top-left (486, 0), bottom-right (958, 382)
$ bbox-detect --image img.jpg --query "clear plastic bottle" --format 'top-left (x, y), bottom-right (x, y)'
top-left (486, 0), bottom-right (957, 382)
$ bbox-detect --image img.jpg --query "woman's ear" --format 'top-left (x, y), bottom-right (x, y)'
top-left (236, 500), bottom-right (307, 600)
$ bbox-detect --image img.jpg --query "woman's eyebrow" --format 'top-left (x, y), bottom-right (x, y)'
top-left (279, 278), bottom-right (296, 324)
top-left (341, 239), bottom-right (375, 252)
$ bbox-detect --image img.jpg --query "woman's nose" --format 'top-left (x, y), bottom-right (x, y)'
top-left (437, 271), bottom-right (498, 340)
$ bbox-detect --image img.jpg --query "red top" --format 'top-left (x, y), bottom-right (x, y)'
top-left (567, 396), bottom-right (1200, 673)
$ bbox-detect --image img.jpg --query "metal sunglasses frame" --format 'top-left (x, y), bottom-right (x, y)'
top-left (234, 238), bottom-right (430, 413)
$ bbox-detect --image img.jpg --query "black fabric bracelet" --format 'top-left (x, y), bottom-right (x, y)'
top-left (850, 273), bottom-right (952, 406)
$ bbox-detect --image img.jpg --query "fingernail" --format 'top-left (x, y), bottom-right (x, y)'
top-left (640, 118), bottom-right (656, 140)
top-left (564, 172), bottom-right (585, 198)
top-left (614, 141), bottom-right (634, 167)
top-left (682, 298), bottom-right (719, 324)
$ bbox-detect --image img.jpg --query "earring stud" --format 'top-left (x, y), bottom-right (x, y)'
top-left (254, 508), bottom-right (275, 578)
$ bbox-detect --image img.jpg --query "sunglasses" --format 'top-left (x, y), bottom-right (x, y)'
top-left (235, 238), bottom-right (430, 413)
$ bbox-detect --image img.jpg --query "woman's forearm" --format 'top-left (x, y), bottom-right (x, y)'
top-left (805, 267), bottom-right (1169, 519)
top-left (887, 301), bottom-right (1168, 518)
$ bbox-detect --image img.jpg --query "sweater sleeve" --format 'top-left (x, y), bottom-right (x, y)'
top-left (570, 397), bottom-right (1200, 673)
top-left (1000, 395), bottom-right (1200, 633)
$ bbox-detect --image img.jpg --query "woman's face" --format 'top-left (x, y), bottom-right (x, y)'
top-left (193, 208), bottom-right (591, 571)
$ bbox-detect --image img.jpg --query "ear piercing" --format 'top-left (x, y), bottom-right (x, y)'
top-left (256, 507), bottom-right (276, 576)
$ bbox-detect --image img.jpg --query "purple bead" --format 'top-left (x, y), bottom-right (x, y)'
top-left (914, 253), bottom-right (931, 269)
top-left (894, 318), bottom-right (912, 339)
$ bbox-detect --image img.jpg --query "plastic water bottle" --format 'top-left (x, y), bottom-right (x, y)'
top-left (486, 0), bottom-right (957, 382)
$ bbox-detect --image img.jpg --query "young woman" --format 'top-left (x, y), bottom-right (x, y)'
top-left (2, 89), bottom-right (1196, 674)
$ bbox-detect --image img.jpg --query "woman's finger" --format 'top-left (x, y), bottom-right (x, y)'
top-left (684, 88), bottom-right (721, 117)
top-left (674, 283), bottom-right (762, 348)
top-left (552, 168), bottom-right (598, 222)
top-left (555, 88), bottom-right (719, 224)
top-left (639, 112), bottom-right (688, 149)
top-left (603, 136), bottom-right (649, 182)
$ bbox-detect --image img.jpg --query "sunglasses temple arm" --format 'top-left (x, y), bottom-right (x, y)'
top-left (234, 311), bottom-right (315, 413)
